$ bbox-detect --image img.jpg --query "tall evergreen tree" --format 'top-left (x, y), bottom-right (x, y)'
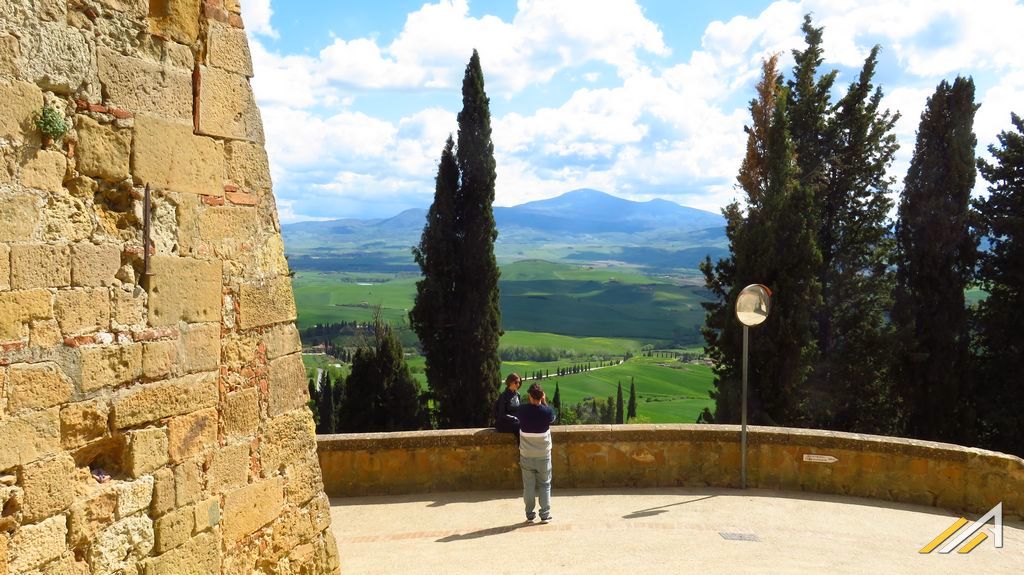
top-left (316, 371), bottom-right (335, 434)
top-left (615, 382), bottom-right (624, 424)
top-left (627, 378), bottom-right (637, 421)
top-left (786, 16), bottom-right (901, 433)
top-left (701, 55), bottom-right (821, 426)
top-left (972, 113), bottom-right (1024, 456)
top-left (893, 77), bottom-right (979, 443)
top-left (410, 50), bottom-right (501, 428)
top-left (338, 313), bottom-right (429, 432)
top-left (552, 382), bottom-right (561, 416)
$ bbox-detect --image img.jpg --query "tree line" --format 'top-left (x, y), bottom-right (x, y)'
top-left (699, 15), bottom-right (1024, 457)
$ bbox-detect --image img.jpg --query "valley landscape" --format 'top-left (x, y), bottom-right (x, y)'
top-left (286, 189), bottom-right (727, 423)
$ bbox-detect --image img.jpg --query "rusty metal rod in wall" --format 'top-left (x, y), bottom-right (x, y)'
top-left (143, 184), bottom-right (152, 277)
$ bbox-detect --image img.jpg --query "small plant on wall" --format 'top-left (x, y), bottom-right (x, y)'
top-left (34, 105), bottom-right (67, 149)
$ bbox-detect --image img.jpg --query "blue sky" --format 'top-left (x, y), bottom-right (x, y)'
top-left (239, 0), bottom-right (1024, 223)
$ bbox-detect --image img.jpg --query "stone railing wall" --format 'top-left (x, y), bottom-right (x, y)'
top-left (318, 425), bottom-right (1024, 520)
top-left (1, 1), bottom-right (337, 573)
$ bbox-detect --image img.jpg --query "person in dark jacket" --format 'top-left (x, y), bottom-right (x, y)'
top-left (518, 383), bottom-right (556, 523)
top-left (494, 373), bottom-right (522, 434)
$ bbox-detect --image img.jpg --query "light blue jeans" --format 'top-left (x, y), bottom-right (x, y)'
top-left (520, 456), bottom-right (552, 519)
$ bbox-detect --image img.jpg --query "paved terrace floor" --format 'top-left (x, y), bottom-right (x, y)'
top-left (330, 487), bottom-right (1024, 574)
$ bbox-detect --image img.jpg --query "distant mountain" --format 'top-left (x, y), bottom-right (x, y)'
top-left (282, 189), bottom-right (727, 274)
top-left (495, 188), bottom-right (724, 235)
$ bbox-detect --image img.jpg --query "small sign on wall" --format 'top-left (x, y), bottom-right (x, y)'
top-left (803, 453), bottom-right (838, 463)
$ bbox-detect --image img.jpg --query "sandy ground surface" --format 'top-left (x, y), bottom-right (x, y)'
top-left (330, 487), bottom-right (1024, 574)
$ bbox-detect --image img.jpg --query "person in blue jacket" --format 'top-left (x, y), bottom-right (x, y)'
top-left (493, 373), bottom-right (522, 435)
top-left (518, 383), bottom-right (557, 523)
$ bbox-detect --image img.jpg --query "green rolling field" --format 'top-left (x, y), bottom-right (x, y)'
top-left (293, 260), bottom-right (709, 345)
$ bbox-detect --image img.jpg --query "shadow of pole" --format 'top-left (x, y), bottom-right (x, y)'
top-left (622, 495), bottom-right (717, 519)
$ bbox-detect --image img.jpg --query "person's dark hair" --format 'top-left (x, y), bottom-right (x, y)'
top-left (528, 383), bottom-right (544, 400)
top-left (505, 373), bottom-right (521, 388)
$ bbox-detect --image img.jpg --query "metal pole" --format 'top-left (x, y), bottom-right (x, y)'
top-left (741, 324), bottom-right (748, 489)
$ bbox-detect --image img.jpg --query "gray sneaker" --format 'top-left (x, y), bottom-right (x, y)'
top-left (540, 516), bottom-right (552, 524)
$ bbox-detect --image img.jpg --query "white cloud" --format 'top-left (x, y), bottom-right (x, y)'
top-left (251, 0), bottom-right (1024, 223)
top-left (240, 0), bottom-right (278, 39)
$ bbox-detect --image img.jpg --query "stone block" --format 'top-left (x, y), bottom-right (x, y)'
top-left (0, 409), bottom-right (60, 471)
top-left (10, 243), bottom-right (70, 289)
top-left (261, 411), bottom-right (316, 477)
top-left (132, 114), bottom-right (224, 197)
top-left (208, 443), bottom-right (249, 494)
top-left (55, 288), bottom-right (111, 336)
top-left (147, 256), bottom-right (222, 326)
top-left (0, 193), bottom-right (40, 242)
top-left (150, 467), bottom-right (175, 517)
top-left (197, 66), bottom-right (263, 143)
top-left (222, 476), bottom-right (284, 541)
top-left (113, 475), bottom-right (154, 518)
top-left (263, 323), bottom-right (301, 360)
top-left (193, 496), bottom-right (220, 534)
top-left (223, 387), bottom-right (259, 438)
top-left (60, 400), bottom-right (110, 450)
top-left (7, 514), bottom-right (67, 573)
top-left (0, 244), bottom-right (9, 291)
top-left (68, 487), bottom-right (117, 549)
top-left (80, 343), bottom-right (143, 392)
top-left (268, 353), bottom-right (308, 417)
top-left (153, 505), bottom-right (193, 553)
top-left (71, 242), bottom-right (121, 287)
top-left (28, 318), bottom-right (62, 348)
top-left (184, 205), bottom-right (258, 259)
top-left (44, 189), bottom-right (93, 243)
top-left (75, 115), bottom-right (131, 182)
top-left (19, 21), bottom-right (92, 93)
top-left (238, 276), bottom-right (296, 330)
top-left (0, 289), bottom-right (53, 342)
top-left (111, 371), bottom-right (217, 428)
top-left (0, 79), bottom-right (42, 142)
top-left (6, 362), bottom-right (72, 413)
top-left (97, 48), bottom-right (193, 123)
top-left (0, 32), bottom-right (20, 77)
top-left (173, 458), bottom-right (204, 507)
top-left (21, 453), bottom-right (76, 523)
top-left (284, 455), bottom-right (324, 506)
top-left (180, 322), bottom-right (220, 373)
top-left (167, 407), bottom-right (217, 463)
top-left (111, 287), bottom-right (146, 329)
top-left (225, 140), bottom-right (272, 193)
top-left (141, 530), bottom-right (220, 575)
top-left (208, 22), bottom-right (252, 76)
top-left (20, 148), bottom-right (67, 193)
top-left (146, 0), bottom-right (202, 44)
top-left (88, 515), bottom-right (154, 575)
top-left (142, 340), bottom-right (177, 379)
top-left (125, 427), bottom-right (168, 477)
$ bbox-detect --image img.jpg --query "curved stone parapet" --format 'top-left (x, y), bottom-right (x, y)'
top-left (318, 425), bottom-right (1024, 520)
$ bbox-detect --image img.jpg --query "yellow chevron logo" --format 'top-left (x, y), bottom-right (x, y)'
top-left (920, 503), bottom-right (1004, 554)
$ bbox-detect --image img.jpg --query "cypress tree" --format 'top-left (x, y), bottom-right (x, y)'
top-left (307, 377), bottom-right (317, 423)
top-left (701, 54), bottom-right (821, 426)
top-left (786, 16), bottom-right (901, 433)
top-left (339, 312), bottom-right (428, 432)
top-left (627, 378), bottom-right (637, 421)
top-left (615, 382), bottom-right (624, 424)
top-left (972, 113), bottom-right (1024, 456)
top-left (316, 371), bottom-right (335, 434)
top-left (893, 77), bottom-right (978, 443)
top-left (411, 50), bottom-right (501, 428)
top-left (552, 382), bottom-right (561, 416)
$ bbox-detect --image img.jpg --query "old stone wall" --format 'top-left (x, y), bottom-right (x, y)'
top-left (318, 425), bottom-right (1024, 520)
top-left (1, 1), bottom-right (338, 573)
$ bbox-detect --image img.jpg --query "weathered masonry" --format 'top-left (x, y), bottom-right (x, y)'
top-left (1, 1), bottom-right (338, 573)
